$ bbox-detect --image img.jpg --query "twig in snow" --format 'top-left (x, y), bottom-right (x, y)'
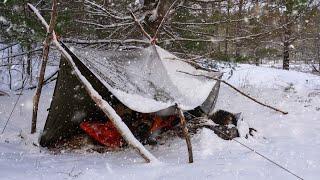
top-left (177, 71), bottom-right (288, 115)
top-left (58, 166), bottom-right (83, 178)
top-left (311, 64), bottom-right (320, 74)
top-left (0, 90), bottom-right (9, 96)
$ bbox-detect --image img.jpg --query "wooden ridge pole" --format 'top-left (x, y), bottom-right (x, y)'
top-left (27, 3), bottom-right (158, 163)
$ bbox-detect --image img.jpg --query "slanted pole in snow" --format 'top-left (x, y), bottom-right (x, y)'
top-left (31, 0), bottom-right (58, 134)
top-left (28, 3), bottom-right (158, 163)
top-left (177, 106), bottom-right (194, 163)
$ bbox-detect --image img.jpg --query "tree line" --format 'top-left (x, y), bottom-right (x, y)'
top-left (0, 0), bottom-right (319, 90)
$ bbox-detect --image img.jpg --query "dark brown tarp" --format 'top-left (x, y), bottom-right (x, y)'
top-left (40, 45), bottom-right (120, 146)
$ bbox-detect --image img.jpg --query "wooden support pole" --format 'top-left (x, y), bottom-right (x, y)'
top-left (31, 0), bottom-right (58, 134)
top-left (28, 3), bottom-right (158, 163)
top-left (177, 107), bottom-right (194, 163)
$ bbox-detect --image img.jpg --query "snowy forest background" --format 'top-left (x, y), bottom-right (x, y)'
top-left (0, 0), bottom-right (320, 91)
top-left (1, 1), bottom-right (320, 180)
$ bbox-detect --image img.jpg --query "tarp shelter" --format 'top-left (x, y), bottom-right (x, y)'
top-left (40, 43), bottom-right (222, 147)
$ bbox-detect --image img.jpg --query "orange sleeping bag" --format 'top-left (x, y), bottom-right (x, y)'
top-left (80, 121), bottom-right (123, 148)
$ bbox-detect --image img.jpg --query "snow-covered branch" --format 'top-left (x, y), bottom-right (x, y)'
top-left (27, 3), bottom-right (158, 163)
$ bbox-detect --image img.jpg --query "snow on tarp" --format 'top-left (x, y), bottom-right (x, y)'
top-left (68, 44), bottom-right (220, 113)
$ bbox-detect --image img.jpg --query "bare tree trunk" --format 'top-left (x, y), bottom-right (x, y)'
top-left (235, 0), bottom-right (244, 58)
top-left (21, 46), bottom-right (25, 89)
top-left (254, 47), bottom-right (259, 66)
top-left (225, 0), bottom-right (231, 57)
top-left (282, 1), bottom-right (293, 70)
top-left (317, 31), bottom-right (320, 71)
top-left (8, 47), bottom-right (12, 90)
top-left (26, 44), bottom-right (32, 84)
top-left (31, 0), bottom-right (58, 134)
top-left (283, 25), bottom-right (291, 70)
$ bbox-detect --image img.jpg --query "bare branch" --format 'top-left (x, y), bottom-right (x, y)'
top-left (75, 20), bottom-right (134, 29)
top-left (172, 17), bottom-right (255, 26)
top-left (129, 11), bottom-right (152, 41)
top-left (84, 0), bottom-right (131, 20)
top-left (177, 71), bottom-right (288, 115)
top-left (63, 38), bottom-right (149, 45)
top-left (0, 43), bottom-right (19, 51)
top-left (153, 0), bottom-right (179, 41)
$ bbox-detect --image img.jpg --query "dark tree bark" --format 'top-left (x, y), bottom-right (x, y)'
top-left (26, 44), bottom-right (33, 84)
top-left (282, 0), bottom-right (294, 70)
top-left (8, 47), bottom-right (13, 90)
top-left (282, 17), bottom-right (292, 70)
top-left (224, 0), bottom-right (231, 57)
top-left (235, 0), bottom-right (244, 58)
top-left (317, 30), bottom-right (320, 71)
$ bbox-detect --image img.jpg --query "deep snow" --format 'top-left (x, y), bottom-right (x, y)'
top-left (0, 64), bottom-right (319, 180)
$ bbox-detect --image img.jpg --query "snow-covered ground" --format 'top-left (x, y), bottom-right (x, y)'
top-left (0, 64), bottom-right (319, 180)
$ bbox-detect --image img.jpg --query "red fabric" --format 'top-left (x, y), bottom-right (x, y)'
top-left (80, 121), bottom-right (123, 148)
top-left (150, 115), bottom-right (176, 134)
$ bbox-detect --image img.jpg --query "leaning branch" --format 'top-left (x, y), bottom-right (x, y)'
top-left (63, 38), bottom-right (149, 45)
top-left (129, 11), bottom-right (152, 42)
top-left (75, 20), bottom-right (134, 29)
top-left (30, 0), bottom-right (58, 134)
top-left (153, 0), bottom-right (179, 41)
top-left (0, 43), bottom-right (19, 52)
top-left (0, 48), bottom-right (42, 60)
top-left (28, 3), bottom-right (158, 163)
top-left (16, 70), bottom-right (58, 91)
top-left (178, 71), bottom-right (288, 115)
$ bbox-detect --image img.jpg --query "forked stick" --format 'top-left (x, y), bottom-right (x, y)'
top-left (177, 106), bottom-right (194, 163)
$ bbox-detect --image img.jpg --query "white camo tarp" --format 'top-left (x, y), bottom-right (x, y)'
top-left (69, 45), bottom-right (220, 114)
